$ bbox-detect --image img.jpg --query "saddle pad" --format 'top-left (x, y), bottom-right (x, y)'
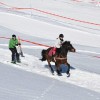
top-left (48, 48), bottom-right (56, 56)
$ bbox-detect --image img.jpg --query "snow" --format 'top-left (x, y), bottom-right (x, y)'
top-left (0, 0), bottom-right (100, 100)
top-left (0, 62), bottom-right (100, 100)
top-left (0, 47), bottom-right (100, 94)
top-left (0, 12), bottom-right (100, 48)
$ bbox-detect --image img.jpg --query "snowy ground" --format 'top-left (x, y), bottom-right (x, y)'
top-left (0, 63), bottom-right (100, 100)
top-left (0, 0), bottom-right (100, 100)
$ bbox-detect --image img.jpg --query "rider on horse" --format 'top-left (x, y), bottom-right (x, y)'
top-left (48, 34), bottom-right (64, 57)
top-left (48, 34), bottom-right (64, 58)
top-left (55, 34), bottom-right (64, 56)
top-left (41, 34), bottom-right (75, 76)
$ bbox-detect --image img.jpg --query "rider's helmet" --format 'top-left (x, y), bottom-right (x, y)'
top-left (59, 34), bottom-right (64, 38)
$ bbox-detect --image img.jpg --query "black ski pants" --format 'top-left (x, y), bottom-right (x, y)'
top-left (9, 47), bottom-right (19, 61)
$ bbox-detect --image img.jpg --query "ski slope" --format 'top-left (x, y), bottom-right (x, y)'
top-left (0, 0), bottom-right (100, 100)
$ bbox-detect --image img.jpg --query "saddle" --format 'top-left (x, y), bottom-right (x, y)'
top-left (48, 47), bottom-right (56, 56)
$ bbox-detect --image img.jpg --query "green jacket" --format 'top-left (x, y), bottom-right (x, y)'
top-left (9, 38), bottom-right (18, 48)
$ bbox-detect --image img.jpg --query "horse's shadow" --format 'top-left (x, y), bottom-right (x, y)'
top-left (44, 64), bottom-right (75, 73)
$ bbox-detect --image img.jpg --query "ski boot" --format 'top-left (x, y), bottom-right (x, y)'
top-left (11, 61), bottom-right (16, 64)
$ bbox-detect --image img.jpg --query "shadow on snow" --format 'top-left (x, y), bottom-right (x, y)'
top-left (44, 64), bottom-right (75, 73)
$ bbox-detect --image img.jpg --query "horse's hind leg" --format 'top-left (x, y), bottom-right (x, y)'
top-left (47, 60), bottom-right (54, 75)
top-left (66, 63), bottom-right (70, 77)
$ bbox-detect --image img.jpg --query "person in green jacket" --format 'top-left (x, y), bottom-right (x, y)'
top-left (9, 34), bottom-right (21, 63)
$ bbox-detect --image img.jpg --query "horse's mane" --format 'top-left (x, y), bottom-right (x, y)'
top-left (62, 41), bottom-right (70, 46)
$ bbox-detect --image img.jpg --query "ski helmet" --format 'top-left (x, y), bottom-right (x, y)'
top-left (12, 34), bottom-right (16, 38)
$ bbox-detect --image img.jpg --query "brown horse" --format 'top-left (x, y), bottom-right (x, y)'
top-left (40, 41), bottom-right (76, 77)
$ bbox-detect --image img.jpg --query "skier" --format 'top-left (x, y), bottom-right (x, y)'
top-left (9, 34), bottom-right (21, 64)
top-left (55, 34), bottom-right (64, 56)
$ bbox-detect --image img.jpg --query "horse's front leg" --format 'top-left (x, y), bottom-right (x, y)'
top-left (47, 60), bottom-right (54, 75)
top-left (55, 62), bottom-right (62, 76)
top-left (65, 62), bottom-right (70, 77)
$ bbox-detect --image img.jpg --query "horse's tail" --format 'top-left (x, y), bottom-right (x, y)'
top-left (40, 49), bottom-right (47, 61)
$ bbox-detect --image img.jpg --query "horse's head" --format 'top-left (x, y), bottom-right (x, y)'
top-left (62, 41), bottom-right (76, 52)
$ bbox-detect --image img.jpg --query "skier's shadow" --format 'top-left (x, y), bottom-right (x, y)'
top-left (44, 64), bottom-right (75, 73)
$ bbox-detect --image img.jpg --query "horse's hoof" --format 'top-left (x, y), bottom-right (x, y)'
top-left (52, 73), bottom-right (54, 75)
top-left (67, 73), bottom-right (70, 77)
top-left (51, 70), bottom-right (54, 74)
top-left (51, 71), bottom-right (54, 75)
